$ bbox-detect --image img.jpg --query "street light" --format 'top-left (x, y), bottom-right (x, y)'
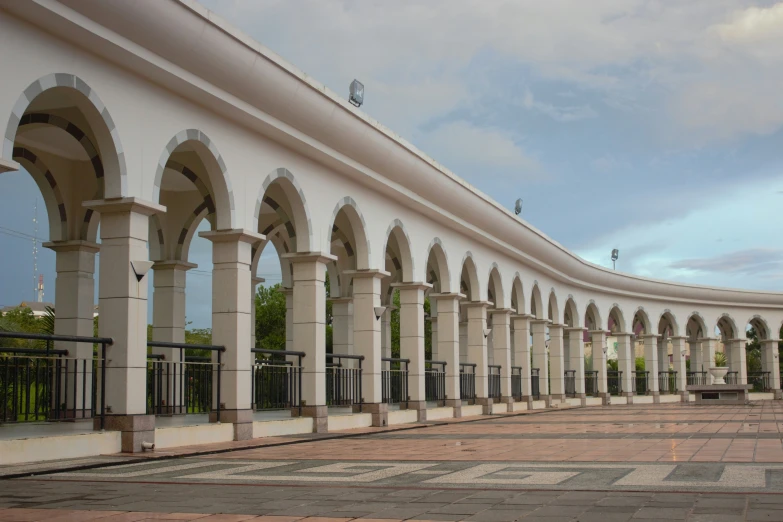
top-left (611, 249), bottom-right (619, 270)
top-left (349, 80), bottom-right (364, 107)
top-left (514, 198), bottom-right (522, 216)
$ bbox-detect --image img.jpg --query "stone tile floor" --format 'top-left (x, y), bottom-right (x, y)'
top-left (4, 402), bottom-right (783, 521)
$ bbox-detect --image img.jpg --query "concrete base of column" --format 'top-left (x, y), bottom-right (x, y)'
top-left (96, 414), bottom-right (155, 453)
top-left (405, 400), bottom-right (427, 421)
top-left (357, 403), bottom-right (389, 427)
top-left (775, 390), bottom-right (783, 400)
top-left (519, 396), bottom-right (534, 408)
top-left (550, 394), bottom-right (564, 401)
top-left (445, 398), bottom-right (462, 418)
top-left (538, 395), bottom-right (551, 407)
top-left (497, 396), bottom-right (514, 412)
top-left (651, 391), bottom-right (660, 404)
top-left (680, 391), bottom-right (690, 403)
top-left (623, 392), bottom-right (634, 404)
top-left (475, 397), bottom-right (493, 415)
top-left (209, 409), bottom-right (254, 441)
top-left (575, 393), bottom-right (587, 406)
top-left (598, 392), bottom-right (611, 406)
top-left (294, 405), bottom-right (328, 433)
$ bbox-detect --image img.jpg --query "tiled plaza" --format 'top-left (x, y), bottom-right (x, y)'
top-left (4, 403), bottom-right (783, 521)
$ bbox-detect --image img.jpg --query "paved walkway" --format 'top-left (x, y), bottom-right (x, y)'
top-left (3, 403), bottom-right (783, 521)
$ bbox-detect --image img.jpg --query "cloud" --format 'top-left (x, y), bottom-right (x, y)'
top-left (668, 249), bottom-right (783, 276)
top-left (518, 89), bottom-right (598, 122)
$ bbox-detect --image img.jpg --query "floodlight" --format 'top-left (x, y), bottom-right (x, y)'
top-left (349, 80), bottom-right (364, 107)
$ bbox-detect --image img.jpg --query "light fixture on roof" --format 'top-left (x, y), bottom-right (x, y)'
top-left (611, 249), bottom-right (619, 270)
top-left (514, 198), bottom-right (522, 216)
top-left (349, 80), bottom-right (364, 107)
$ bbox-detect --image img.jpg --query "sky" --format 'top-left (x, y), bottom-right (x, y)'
top-left (2, 0), bottom-right (783, 328)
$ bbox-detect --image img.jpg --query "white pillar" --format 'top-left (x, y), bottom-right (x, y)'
top-left (761, 339), bottom-right (781, 393)
top-left (567, 327), bottom-right (586, 398)
top-left (459, 321), bottom-right (468, 363)
top-left (589, 330), bottom-right (609, 397)
top-left (431, 293), bottom-right (463, 416)
top-left (330, 297), bottom-right (354, 367)
top-left (512, 315), bottom-right (533, 400)
top-left (549, 324), bottom-right (565, 399)
top-left (670, 336), bottom-right (688, 400)
top-left (200, 229), bottom-right (262, 440)
top-left (690, 340), bottom-right (703, 374)
top-left (394, 282), bottom-right (431, 419)
top-left (531, 319), bottom-right (549, 401)
top-left (381, 306), bottom-right (393, 359)
top-left (700, 338), bottom-right (718, 384)
top-left (86, 198), bottom-right (162, 452)
top-left (283, 252), bottom-right (335, 433)
top-left (616, 333), bottom-right (634, 398)
top-left (430, 299), bottom-right (438, 362)
top-left (465, 302), bottom-right (490, 411)
top-left (727, 338), bottom-right (747, 385)
top-left (45, 240), bottom-right (100, 418)
top-left (490, 309), bottom-right (512, 408)
top-left (346, 269), bottom-right (389, 426)
top-left (642, 334), bottom-right (660, 397)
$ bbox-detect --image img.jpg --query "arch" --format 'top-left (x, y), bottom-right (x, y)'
top-left (4, 73), bottom-right (126, 197)
top-left (716, 314), bottom-right (739, 341)
top-left (154, 129), bottom-right (235, 230)
top-left (255, 168), bottom-right (313, 253)
top-left (382, 219), bottom-right (414, 283)
top-left (12, 147), bottom-right (67, 241)
top-left (510, 273), bottom-right (525, 314)
top-left (584, 301), bottom-right (602, 331)
top-left (547, 289), bottom-right (560, 323)
top-left (632, 307), bottom-right (651, 335)
top-left (459, 252), bottom-right (480, 301)
top-left (657, 310), bottom-right (679, 338)
top-left (686, 312), bottom-right (708, 340)
top-left (608, 305), bottom-right (626, 333)
top-left (424, 237), bottom-right (451, 293)
top-left (747, 315), bottom-right (771, 341)
top-left (563, 297), bottom-right (579, 328)
top-left (328, 197), bottom-right (371, 271)
top-left (487, 263), bottom-right (504, 308)
top-left (530, 283), bottom-right (544, 319)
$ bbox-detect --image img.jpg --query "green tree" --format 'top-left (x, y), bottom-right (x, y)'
top-left (746, 327), bottom-right (762, 373)
top-left (254, 283), bottom-right (286, 351)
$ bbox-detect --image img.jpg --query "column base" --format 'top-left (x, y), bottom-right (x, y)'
top-left (96, 414), bottom-right (155, 453)
top-left (444, 398), bottom-right (462, 418)
top-left (357, 403), bottom-right (388, 427)
top-left (537, 395), bottom-right (551, 408)
top-left (775, 390), bottom-right (783, 400)
top-left (598, 392), bottom-right (611, 406)
top-left (622, 392), bottom-right (634, 404)
top-left (475, 397), bottom-right (493, 415)
top-left (209, 409), bottom-right (254, 441)
top-left (680, 391), bottom-right (690, 403)
top-left (651, 391), bottom-right (660, 404)
top-left (405, 400), bottom-right (427, 422)
top-left (295, 405), bottom-right (328, 433)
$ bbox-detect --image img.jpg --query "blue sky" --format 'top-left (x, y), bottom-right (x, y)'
top-left (2, 0), bottom-right (783, 327)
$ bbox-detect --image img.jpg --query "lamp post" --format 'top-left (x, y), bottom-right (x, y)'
top-left (611, 249), bottom-right (619, 270)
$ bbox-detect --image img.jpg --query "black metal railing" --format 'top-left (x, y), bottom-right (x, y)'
top-left (146, 341), bottom-right (225, 418)
top-left (460, 363), bottom-right (476, 402)
top-left (607, 370), bottom-right (622, 396)
top-left (531, 367), bottom-right (540, 400)
top-left (488, 364), bottom-right (501, 399)
top-left (425, 361), bottom-right (446, 403)
top-left (585, 370), bottom-right (599, 397)
top-left (658, 371), bottom-right (677, 394)
top-left (251, 348), bottom-right (304, 415)
top-left (382, 357), bottom-right (409, 405)
top-left (632, 371), bottom-right (649, 395)
top-left (725, 371), bottom-right (739, 385)
top-left (564, 369), bottom-right (576, 397)
top-left (326, 353), bottom-right (363, 408)
top-left (748, 371), bottom-right (771, 392)
top-left (687, 371), bottom-right (707, 386)
top-left (511, 366), bottom-right (523, 400)
top-left (0, 332), bottom-right (111, 429)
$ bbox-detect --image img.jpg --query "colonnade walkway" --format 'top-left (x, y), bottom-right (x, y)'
top-left (3, 402), bottom-right (783, 521)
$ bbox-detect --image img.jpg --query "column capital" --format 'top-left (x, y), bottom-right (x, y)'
top-left (84, 197), bottom-right (165, 216)
top-left (588, 329), bottom-right (610, 336)
top-left (462, 300), bottom-right (493, 309)
top-left (565, 326), bottom-right (587, 333)
top-left (328, 296), bottom-right (353, 304)
top-left (428, 292), bottom-right (467, 301)
top-left (696, 337), bottom-right (719, 343)
top-left (613, 332), bottom-right (633, 338)
top-left (530, 318), bottom-right (552, 325)
top-left (0, 156), bottom-right (20, 173)
top-left (253, 276), bottom-right (267, 286)
top-left (548, 323), bottom-right (565, 331)
top-left (760, 339), bottom-right (781, 345)
top-left (489, 308), bottom-right (514, 316)
top-left (43, 239), bottom-right (100, 254)
top-left (511, 313), bottom-right (535, 320)
top-left (390, 281), bottom-right (433, 291)
top-left (640, 333), bottom-right (660, 339)
top-left (669, 336), bottom-right (689, 341)
top-left (152, 259), bottom-right (198, 271)
top-left (343, 268), bottom-right (391, 279)
top-left (281, 251), bottom-right (337, 265)
top-left (199, 228), bottom-right (265, 244)
top-left (726, 338), bottom-right (746, 343)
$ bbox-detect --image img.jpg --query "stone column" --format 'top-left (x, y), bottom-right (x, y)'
top-left (200, 229), bottom-right (263, 440)
top-left (430, 293), bottom-right (463, 417)
top-left (690, 340), bottom-right (703, 374)
top-left (251, 277), bottom-right (266, 350)
top-left (760, 339), bottom-right (781, 396)
top-left (589, 330), bottom-right (609, 402)
top-left (548, 324), bottom-right (566, 399)
top-left (85, 197), bottom-right (163, 452)
top-left (330, 297), bottom-right (354, 367)
top-left (465, 301), bottom-right (491, 413)
top-left (699, 338), bottom-right (718, 384)
top-left (393, 282), bottom-right (431, 420)
top-left (459, 320), bottom-right (468, 364)
top-left (381, 306), bottom-right (394, 359)
top-left (430, 299), bottom-right (439, 362)
top-left (670, 337), bottom-right (688, 401)
top-left (345, 269), bottom-right (390, 426)
top-left (567, 327), bottom-right (586, 401)
top-left (615, 333), bottom-right (634, 400)
top-left (45, 240), bottom-right (100, 418)
top-left (512, 315), bottom-right (533, 402)
top-left (727, 338), bottom-right (747, 385)
top-left (490, 309), bottom-right (513, 409)
top-left (642, 334), bottom-right (660, 399)
top-left (531, 319), bottom-right (550, 403)
top-left (282, 252), bottom-right (335, 433)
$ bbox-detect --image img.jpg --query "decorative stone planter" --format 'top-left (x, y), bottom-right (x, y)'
top-left (709, 367), bottom-right (729, 385)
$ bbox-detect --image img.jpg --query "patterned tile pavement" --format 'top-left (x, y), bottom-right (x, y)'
top-left (4, 402), bottom-right (783, 521)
